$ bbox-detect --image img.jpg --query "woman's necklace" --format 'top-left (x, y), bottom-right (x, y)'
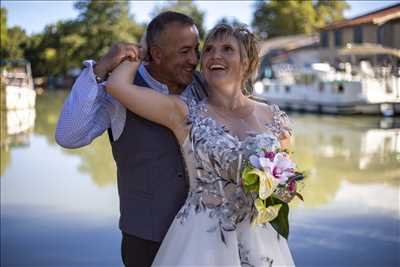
top-left (210, 101), bottom-right (255, 120)
top-left (208, 100), bottom-right (257, 138)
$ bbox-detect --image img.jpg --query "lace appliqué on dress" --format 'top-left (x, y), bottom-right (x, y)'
top-left (239, 241), bottom-right (274, 267)
top-left (176, 101), bottom-right (292, 246)
top-left (265, 104), bottom-right (292, 139)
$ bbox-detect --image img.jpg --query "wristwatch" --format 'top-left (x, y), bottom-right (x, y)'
top-left (94, 73), bottom-right (105, 83)
top-left (93, 63), bottom-right (107, 83)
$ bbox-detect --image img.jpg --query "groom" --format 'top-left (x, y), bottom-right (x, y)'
top-left (55, 12), bottom-right (206, 267)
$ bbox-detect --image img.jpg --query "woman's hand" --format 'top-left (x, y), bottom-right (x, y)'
top-left (124, 44), bottom-right (144, 62)
top-left (106, 44), bottom-right (143, 88)
top-left (94, 43), bottom-right (142, 79)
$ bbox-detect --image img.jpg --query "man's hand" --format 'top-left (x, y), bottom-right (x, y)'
top-left (94, 43), bottom-right (141, 80)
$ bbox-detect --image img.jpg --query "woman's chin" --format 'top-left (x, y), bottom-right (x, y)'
top-left (206, 76), bottom-right (230, 88)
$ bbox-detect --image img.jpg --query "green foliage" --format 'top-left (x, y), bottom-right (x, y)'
top-left (22, 20), bottom-right (84, 77)
top-left (151, 0), bottom-right (206, 39)
top-left (216, 17), bottom-right (246, 28)
top-left (242, 165), bottom-right (260, 192)
top-left (1, 1), bottom-right (145, 79)
top-left (1, 8), bottom-right (7, 58)
top-left (2, 26), bottom-right (29, 60)
top-left (315, 0), bottom-right (350, 27)
top-left (267, 197), bottom-right (289, 239)
top-left (252, 0), bottom-right (349, 39)
top-left (74, 0), bottom-right (143, 59)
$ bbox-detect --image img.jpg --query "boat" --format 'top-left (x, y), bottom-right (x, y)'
top-left (1, 60), bottom-right (36, 110)
top-left (1, 60), bottom-right (36, 148)
top-left (253, 48), bottom-right (400, 116)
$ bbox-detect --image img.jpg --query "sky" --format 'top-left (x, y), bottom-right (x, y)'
top-left (1, 0), bottom-right (399, 35)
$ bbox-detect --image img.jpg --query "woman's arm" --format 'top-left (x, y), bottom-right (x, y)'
top-left (106, 57), bottom-right (188, 142)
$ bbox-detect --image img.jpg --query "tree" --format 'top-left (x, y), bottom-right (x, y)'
top-left (252, 0), bottom-right (349, 39)
top-left (0, 8), bottom-right (29, 61)
top-left (4, 26), bottom-right (29, 60)
top-left (74, 0), bottom-right (144, 60)
top-left (315, 0), bottom-right (350, 28)
top-left (216, 17), bottom-right (246, 28)
top-left (22, 20), bottom-right (83, 77)
top-left (0, 8), bottom-right (7, 59)
top-left (23, 33), bottom-right (46, 77)
top-left (151, 0), bottom-right (206, 39)
top-left (23, 0), bottom-right (145, 78)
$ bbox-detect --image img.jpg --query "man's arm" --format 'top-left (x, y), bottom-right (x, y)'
top-left (55, 60), bottom-right (113, 148)
top-left (55, 43), bottom-right (138, 148)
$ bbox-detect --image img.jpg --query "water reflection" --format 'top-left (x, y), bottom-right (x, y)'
top-left (1, 91), bottom-right (120, 266)
top-left (34, 91), bottom-right (116, 187)
top-left (290, 114), bottom-right (400, 209)
top-left (1, 107), bottom-right (35, 176)
top-left (290, 209), bottom-right (400, 266)
top-left (1, 93), bottom-right (399, 213)
top-left (1, 92), bottom-right (399, 266)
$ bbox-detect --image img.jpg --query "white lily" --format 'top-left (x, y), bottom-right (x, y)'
top-left (259, 152), bottom-right (296, 185)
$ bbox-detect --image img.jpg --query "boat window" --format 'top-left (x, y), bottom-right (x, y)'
top-left (294, 73), bottom-right (316, 85)
top-left (319, 82), bottom-right (324, 92)
top-left (385, 83), bottom-right (393, 94)
top-left (337, 84), bottom-right (344, 94)
top-left (263, 68), bottom-right (273, 79)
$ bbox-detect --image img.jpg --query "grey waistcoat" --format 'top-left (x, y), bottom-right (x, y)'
top-left (109, 72), bottom-right (193, 242)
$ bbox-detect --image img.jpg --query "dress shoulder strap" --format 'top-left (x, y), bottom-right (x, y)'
top-left (266, 104), bottom-right (292, 138)
top-left (179, 96), bottom-right (207, 125)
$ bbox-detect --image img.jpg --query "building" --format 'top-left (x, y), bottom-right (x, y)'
top-left (319, 3), bottom-right (400, 65)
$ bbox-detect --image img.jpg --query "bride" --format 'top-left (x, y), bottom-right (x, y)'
top-left (106, 24), bottom-right (295, 266)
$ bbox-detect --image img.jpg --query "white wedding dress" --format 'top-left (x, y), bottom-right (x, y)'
top-left (152, 100), bottom-right (295, 267)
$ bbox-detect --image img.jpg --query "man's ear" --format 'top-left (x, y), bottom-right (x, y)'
top-left (149, 46), bottom-right (162, 65)
top-left (139, 32), bottom-right (150, 62)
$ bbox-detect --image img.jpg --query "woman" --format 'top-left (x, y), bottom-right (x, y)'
top-left (107, 24), bottom-right (295, 266)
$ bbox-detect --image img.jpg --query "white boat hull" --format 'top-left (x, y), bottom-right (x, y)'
top-left (2, 85), bottom-right (36, 110)
top-left (254, 76), bottom-right (400, 116)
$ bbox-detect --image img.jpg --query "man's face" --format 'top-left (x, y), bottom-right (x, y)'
top-left (157, 23), bottom-right (200, 91)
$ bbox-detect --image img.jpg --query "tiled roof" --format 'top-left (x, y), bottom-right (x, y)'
top-left (322, 3), bottom-right (400, 30)
top-left (259, 34), bottom-right (319, 56)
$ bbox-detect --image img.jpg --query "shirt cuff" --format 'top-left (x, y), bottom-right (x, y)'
top-left (83, 59), bottom-right (97, 82)
top-left (73, 60), bottom-right (104, 104)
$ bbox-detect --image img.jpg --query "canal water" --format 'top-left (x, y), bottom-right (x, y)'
top-left (1, 91), bottom-right (399, 267)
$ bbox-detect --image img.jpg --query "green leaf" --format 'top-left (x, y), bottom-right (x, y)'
top-left (269, 202), bottom-right (289, 239)
top-left (243, 183), bottom-right (259, 193)
top-left (242, 166), bottom-right (259, 185)
top-left (295, 192), bottom-right (304, 201)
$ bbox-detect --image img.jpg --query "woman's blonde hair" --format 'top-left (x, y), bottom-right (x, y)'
top-left (203, 24), bottom-right (259, 95)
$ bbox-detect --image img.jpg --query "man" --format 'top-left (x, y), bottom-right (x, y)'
top-left (55, 12), bottom-right (206, 267)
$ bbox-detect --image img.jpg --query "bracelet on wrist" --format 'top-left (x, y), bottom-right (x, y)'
top-left (93, 63), bottom-right (108, 83)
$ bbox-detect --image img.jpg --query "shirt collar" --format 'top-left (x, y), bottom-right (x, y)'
top-left (138, 63), bottom-right (193, 96)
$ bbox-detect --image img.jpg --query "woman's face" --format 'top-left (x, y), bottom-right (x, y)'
top-left (201, 35), bottom-right (245, 91)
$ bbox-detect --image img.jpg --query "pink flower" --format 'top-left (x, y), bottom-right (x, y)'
top-left (259, 152), bottom-right (296, 184)
top-left (264, 151), bottom-right (275, 161)
top-left (288, 180), bottom-right (297, 193)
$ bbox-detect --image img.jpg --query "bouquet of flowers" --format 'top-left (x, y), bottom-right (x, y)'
top-left (242, 149), bottom-right (305, 239)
